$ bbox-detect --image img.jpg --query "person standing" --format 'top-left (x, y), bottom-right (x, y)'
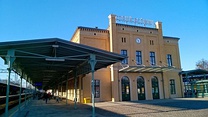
top-left (56, 96), bottom-right (59, 103)
top-left (44, 93), bottom-right (48, 104)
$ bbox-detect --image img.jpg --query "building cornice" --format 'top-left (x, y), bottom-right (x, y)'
top-left (78, 26), bottom-right (109, 33)
top-left (163, 36), bottom-right (180, 40)
top-left (116, 23), bottom-right (157, 31)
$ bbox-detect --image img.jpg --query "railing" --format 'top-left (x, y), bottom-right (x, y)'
top-left (0, 93), bottom-right (32, 115)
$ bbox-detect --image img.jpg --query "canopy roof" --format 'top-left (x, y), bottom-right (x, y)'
top-left (179, 69), bottom-right (208, 77)
top-left (0, 38), bottom-right (125, 89)
top-left (119, 65), bottom-right (179, 73)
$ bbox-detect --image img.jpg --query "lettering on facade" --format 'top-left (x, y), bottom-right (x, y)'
top-left (116, 15), bottom-right (155, 28)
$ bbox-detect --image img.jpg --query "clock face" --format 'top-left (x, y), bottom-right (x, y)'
top-left (136, 38), bottom-right (141, 44)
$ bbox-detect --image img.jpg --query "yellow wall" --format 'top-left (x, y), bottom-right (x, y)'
top-left (82, 68), bottom-right (112, 102)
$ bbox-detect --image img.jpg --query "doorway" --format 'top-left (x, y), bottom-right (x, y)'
top-left (121, 76), bottom-right (131, 101)
top-left (137, 76), bottom-right (145, 100)
top-left (151, 76), bottom-right (160, 99)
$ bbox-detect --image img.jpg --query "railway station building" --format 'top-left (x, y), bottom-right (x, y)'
top-left (0, 14), bottom-right (183, 117)
top-left (66, 14), bottom-right (182, 103)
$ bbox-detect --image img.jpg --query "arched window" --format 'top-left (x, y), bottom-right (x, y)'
top-left (137, 76), bottom-right (145, 100)
top-left (121, 76), bottom-right (131, 101)
top-left (151, 76), bottom-right (159, 99)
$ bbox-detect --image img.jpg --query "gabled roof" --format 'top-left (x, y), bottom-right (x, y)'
top-left (0, 38), bottom-right (125, 89)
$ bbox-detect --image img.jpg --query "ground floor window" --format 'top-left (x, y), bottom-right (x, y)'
top-left (170, 79), bottom-right (176, 94)
top-left (94, 80), bottom-right (100, 98)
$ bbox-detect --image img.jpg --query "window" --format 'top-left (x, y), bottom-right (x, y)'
top-left (136, 51), bottom-right (142, 65)
top-left (121, 37), bottom-right (126, 43)
top-left (167, 54), bottom-right (173, 66)
top-left (150, 40), bottom-right (154, 45)
top-left (94, 80), bottom-right (100, 98)
top-left (150, 52), bottom-right (156, 65)
top-left (170, 79), bottom-right (176, 94)
top-left (121, 50), bottom-right (128, 64)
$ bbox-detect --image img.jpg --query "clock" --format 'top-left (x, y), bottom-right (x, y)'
top-left (136, 38), bottom-right (141, 44)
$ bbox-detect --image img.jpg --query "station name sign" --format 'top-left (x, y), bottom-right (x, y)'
top-left (116, 15), bottom-right (154, 27)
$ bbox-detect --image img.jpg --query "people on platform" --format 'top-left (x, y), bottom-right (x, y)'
top-left (56, 96), bottom-right (59, 103)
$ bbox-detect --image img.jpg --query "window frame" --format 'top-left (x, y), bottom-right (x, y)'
top-left (136, 51), bottom-right (142, 65)
top-left (94, 79), bottom-right (100, 98)
top-left (121, 50), bottom-right (128, 64)
top-left (121, 37), bottom-right (126, 43)
top-left (167, 54), bottom-right (173, 66)
top-left (150, 51), bottom-right (156, 65)
top-left (170, 79), bottom-right (176, 94)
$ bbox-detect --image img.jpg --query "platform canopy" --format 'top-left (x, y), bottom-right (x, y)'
top-left (179, 69), bottom-right (208, 76)
top-left (0, 38), bottom-right (125, 89)
top-left (179, 69), bottom-right (208, 83)
top-left (119, 65), bottom-right (180, 73)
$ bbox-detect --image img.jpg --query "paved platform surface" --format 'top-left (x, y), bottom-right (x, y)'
top-left (8, 98), bottom-right (208, 117)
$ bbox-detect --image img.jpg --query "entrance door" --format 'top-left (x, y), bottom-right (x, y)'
top-left (151, 76), bottom-right (159, 99)
top-left (137, 77), bottom-right (145, 100)
top-left (121, 76), bottom-right (130, 101)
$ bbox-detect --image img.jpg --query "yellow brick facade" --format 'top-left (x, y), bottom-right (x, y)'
top-left (70, 14), bottom-right (182, 103)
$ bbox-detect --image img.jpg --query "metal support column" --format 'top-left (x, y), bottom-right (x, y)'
top-left (18, 76), bottom-right (23, 112)
top-left (191, 83), bottom-right (195, 97)
top-left (74, 70), bottom-right (77, 109)
top-left (52, 87), bottom-right (54, 97)
top-left (202, 74), bottom-right (206, 97)
top-left (25, 77), bottom-right (27, 106)
top-left (28, 79), bottom-right (29, 101)
top-left (66, 75), bottom-right (68, 105)
top-left (61, 82), bottom-right (63, 101)
top-left (185, 73), bottom-right (188, 97)
top-left (89, 54), bottom-right (97, 117)
top-left (58, 84), bottom-right (59, 97)
top-left (5, 49), bottom-right (15, 117)
top-left (30, 80), bottom-right (32, 100)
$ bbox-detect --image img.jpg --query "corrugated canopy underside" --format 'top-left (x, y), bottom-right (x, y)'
top-left (0, 38), bottom-right (125, 89)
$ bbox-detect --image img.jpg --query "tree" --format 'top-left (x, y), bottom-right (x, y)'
top-left (196, 59), bottom-right (208, 70)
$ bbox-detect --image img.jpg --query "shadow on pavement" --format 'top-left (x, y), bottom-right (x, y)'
top-left (130, 98), bottom-right (208, 110)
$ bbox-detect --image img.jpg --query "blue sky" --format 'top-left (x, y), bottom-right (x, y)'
top-left (0, 0), bottom-right (208, 72)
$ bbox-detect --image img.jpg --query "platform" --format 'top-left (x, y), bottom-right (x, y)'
top-left (4, 98), bottom-right (208, 117)
top-left (12, 99), bottom-right (103, 117)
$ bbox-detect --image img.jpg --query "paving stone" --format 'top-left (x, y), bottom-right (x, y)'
top-left (9, 98), bottom-right (208, 117)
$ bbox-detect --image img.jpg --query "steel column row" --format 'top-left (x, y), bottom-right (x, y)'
top-left (4, 49), bottom-right (35, 117)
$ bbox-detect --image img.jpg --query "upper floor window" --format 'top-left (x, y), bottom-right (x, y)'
top-left (136, 51), bottom-right (142, 65)
top-left (121, 37), bottom-right (126, 43)
top-left (150, 40), bottom-right (154, 45)
top-left (167, 54), bottom-right (173, 66)
top-left (150, 52), bottom-right (156, 65)
top-left (121, 50), bottom-right (128, 64)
